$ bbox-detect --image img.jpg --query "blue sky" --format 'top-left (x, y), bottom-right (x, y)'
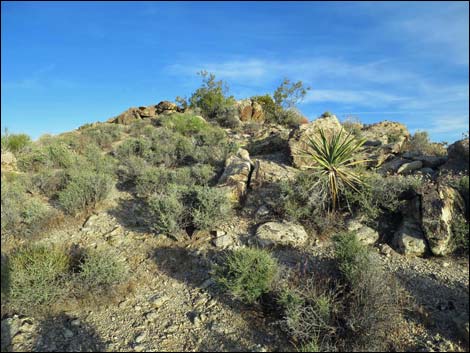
top-left (1, 1), bottom-right (469, 142)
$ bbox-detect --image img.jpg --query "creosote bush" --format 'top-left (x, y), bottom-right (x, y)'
top-left (214, 247), bottom-right (279, 304)
top-left (1, 131), bottom-right (32, 153)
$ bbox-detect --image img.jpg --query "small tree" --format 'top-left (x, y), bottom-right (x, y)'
top-left (273, 78), bottom-right (311, 109)
top-left (189, 71), bottom-right (235, 119)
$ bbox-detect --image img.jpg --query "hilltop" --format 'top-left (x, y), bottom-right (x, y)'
top-left (1, 76), bottom-right (469, 352)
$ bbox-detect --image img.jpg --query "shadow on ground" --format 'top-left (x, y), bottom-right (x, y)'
top-left (33, 313), bottom-right (106, 352)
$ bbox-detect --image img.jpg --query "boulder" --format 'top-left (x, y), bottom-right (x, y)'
top-left (392, 218), bottom-right (428, 256)
top-left (237, 99), bottom-right (265, 123)
top-left (346, 219), bottom-right (379, 245)
top-left (361, 121), bottom-right (410, 153)
top-left (397, 160), bottom-right (423, 174)
top-left (211, 230), bottom-right (234, 248)
top-left (420, 184), bottom-right (465, 256)
top-left (411, 155), bottom-right (447, 168)
top-left (217, 149), bottom-right (253, 202)
top-left (250, 158), bottom-right (298, 189)
top-left (1, 151), bottom-right (17, 172)
top-left (156, 101), bottom-right (178, 115)
top-left (443, 138), bottom-right (469, 171)
top-left (137, 105), bottom-right (157, 118)
top-left (256, 221), bottom-right (309, 248)
top-left (288, 114), bottom-right (343, 169)
top-left (110, 107), bottom-right (142, 125)
top-left (379, 157), bottom-right (407, 174)
top-left (247, 126), bottom-right (290, 155)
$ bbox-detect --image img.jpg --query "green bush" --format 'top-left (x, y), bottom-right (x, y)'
top-left (1, 132), bottom-right (32, 153)
top-left (251, 94), bottom-right (277, 123)
top-left (58, 169), bottom-right (113, 215)
top-left (76, 249), bottom-right (127, 291)
top-left (1, 177), bottom-right (55, 237)
top-left (214, 247), bottom-right (279, 304)
top-left (344, 173), bottom-right (423, 226)
top-left (333, 231), bottom-right (402, 351)
top-left (5, 245), bottom-right (69, 309)
top-left (80, 123), bottom-right (123, 148)
top-left (405, 131), bottom-right (447, 156)
top-left (190, 185), bottom-right (233, 230)
top-left (115, 137), bottom-right (152, 160)
top-left (276, 107), bottom-right (306, 127)
top-left (146, 186), bottom-right (186, 235)
top-left (189, 71), bottom-right (236, 120)
top-left (160, 113), bottom-right (210, 136)
top-left (17, 140), bottom-right (77, 172)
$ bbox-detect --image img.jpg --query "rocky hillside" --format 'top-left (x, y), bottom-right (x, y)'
top-left (1, 95), bottom-right (469, 352)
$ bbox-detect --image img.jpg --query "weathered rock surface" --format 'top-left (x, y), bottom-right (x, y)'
top-left (443, 138), bottom-right (469, 171)
top-left (247, 126), bottom-right (290, 156)
top-left (397, 160), bottom-right (423, 174)
top-left (393, 218), bottom-right (428, 256)
top-left (255, 221), bottom-right (309, 248)
top-left (237, 99), bottom-right (265, 123)
top-left (346, 219), bottom-right (380, 245)
top-left (156, 101), bottom-right (179, 115)
top-left (288, 114), bottom-right (343, 169)
top-left (361, 121), bottom-right (410, 153)
top-left (217, 149), bottom-right (253, 202)
top-left (420, 184), bottom-right (465, 256)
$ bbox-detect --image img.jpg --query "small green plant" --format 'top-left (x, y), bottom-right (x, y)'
top-left (214, 247), bottom-right (279, 304)
top-left (160, 113), bottom-right (210, 136)
top-left (273, 78), bottom-right (310, 110)
top-left (5, 245), bottom-right (70, 309)
top-left (299, 128), bottom-right (368, 210)
top-left (76, 249), bottom-right (128, 291)
top-left (404, 130), bottom-right (447, 156)
top-left (333, 232), bottom-right (370, 286)
top-left (450, 213), bottom-right (469, 256)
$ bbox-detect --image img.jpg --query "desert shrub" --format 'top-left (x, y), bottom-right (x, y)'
top-left (251, 94), bottom-right (277, 123)
top-left (344, 173), bottom-right (424, 226)
top-left (116, 155), bottom-right (148, 184)
top-left (76, 249), bottom-right (127, 291)
top-left (450, 213), bottom-right (469, 256)
top-left (80, 123), bottom-right (122, 148)
top-left (214, 247), bottom-right (279, 304)
top-left (115, 137), bottom-right (152, 160)
top-left (127, 119), bottom-right (154, 137)
top-left (5, 244), bottom-right (69, 309)
top-left (215, 105), bottom-right (241, 128)
top-left (273, 79), bottom-right (310, 110)
top-left (1, 132), bottom-right (32, 153)
top-left (58, 169), bottom-right (113, 215)
top-left (405, 130), bottom-right (446, 156)
top-left (278, 278), bottom-right (339, 351)
top-left (276, 107), bottom-right (306, 127)
top-left (189, 164), bottom-right (217, 185)
top-left (145, 185), bottom-right (186, 235)
top-left (17, 140), bottom-right (77, 172)
top-left (341, 116), bottom-right (363, 138)
top-left (160, 113), bottom-right (209, 136)
top-left (1, 177), bottom-right (55, 237)
top-left (189, 71), bottom-right (236, 121)
top-left (136, 167), bottom-right (192, 197)
top-left (333, 231), bottom-right (403, 351)
top-left (79, 144), bottom-right (117, 175)
top-left (190, 185), bottom-right (233, 230)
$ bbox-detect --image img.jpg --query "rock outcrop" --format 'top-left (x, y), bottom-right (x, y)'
top-left (346, 219), bottom-right (379, 245)
top-left (236, 99), bottom-right (265, 123)
top-left (443, 138), bottom-right (469, 172)
top-left (108, 101), bottom-right (180, 124)
top-left (217, 148), bottom-right (253, 203)
top-left (420, 183), bottom-right (465, 256)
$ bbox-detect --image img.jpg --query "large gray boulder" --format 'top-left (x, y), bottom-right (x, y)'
top-left (393, 218), bottom-right (428, 256)
top-left (256, 221), bottom-right (309, 248)
top-left (346, 219), bottom-right (379, 245)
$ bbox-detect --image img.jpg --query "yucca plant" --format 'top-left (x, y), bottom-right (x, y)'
top-left (298, 128), bottom-right (368, 210)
